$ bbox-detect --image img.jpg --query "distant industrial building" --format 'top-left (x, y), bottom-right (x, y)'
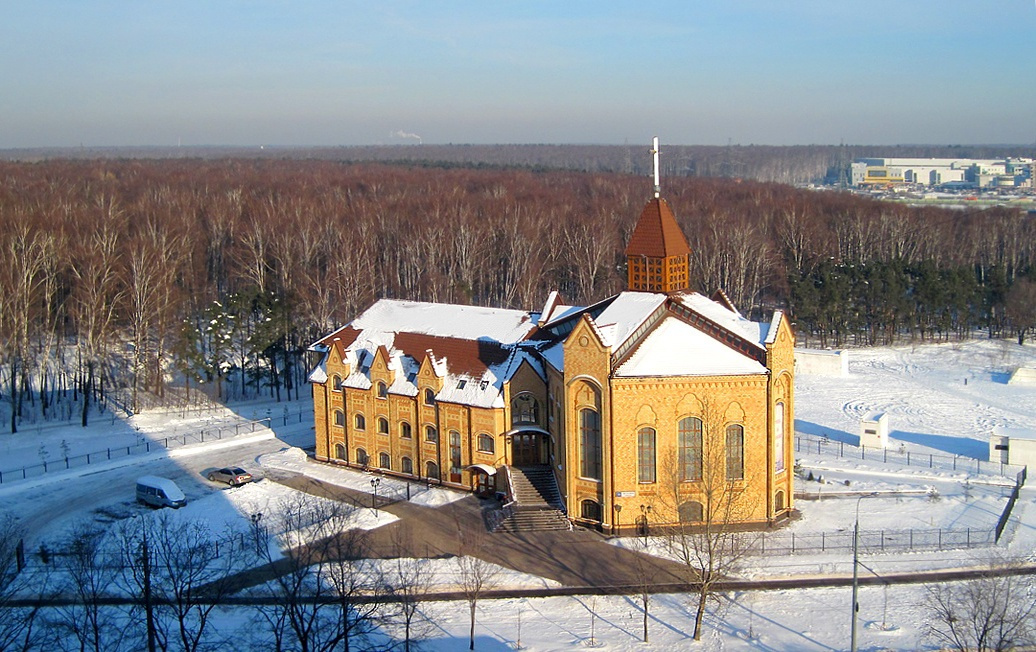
top-left (852, 157), bottom-right (1034, 189)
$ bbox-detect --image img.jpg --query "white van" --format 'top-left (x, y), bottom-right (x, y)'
top-left (136, 476), bottom-right (187, 509)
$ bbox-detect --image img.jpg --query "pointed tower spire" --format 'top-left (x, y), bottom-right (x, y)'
top-left (624, 137), bottom-right (692, 293)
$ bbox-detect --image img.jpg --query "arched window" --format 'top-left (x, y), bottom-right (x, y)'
top-left (511, 393), bottom-right (539, 425)
top-left (332, 375), bottom-right (343, 392)
top-left (333, 410), bottom-right (345, 427)
top-left (775, 490), bottom-right (786, 512)
top-left (679, 417), bottom-right (703, 482)
top-left (774, 402), bottom-right (786, 473)
top-left (401, 456), bottom-right (414, 475)
top-left (354, 413), bottom-right (366, 431)
top-left (580, 499), bottom-right (602, 522)
top-left (425, 425), bottom-right (438, 442)
top-left (356, 448), bottom-right (369, 466)
top-left (378, 417), bottom-right (389, 435)
top-left (424, 388), bottom-right (436, 406)
top-left (726, 424), bottom-right (744, 481)
top-left (678, 501), bottom-right (704, 523)
top-left (425, 461), bottom-right (440, 480)
top-left (400, 422), bottom-right (412, 439)
top-left (377, 381), bottom-right (388, 399)
top-left (477, 433), bottom-right (495, 454)
top-left (334, 443), bottom-right (347, 460)
top-left (637, 427), bottom-right (656, 484)
top-left (579, 408), bottom-right (602, 480)
top-left (379, 452), bottom-right (391, 469)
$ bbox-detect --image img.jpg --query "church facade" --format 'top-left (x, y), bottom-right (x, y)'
top-left (309, 154), bottom-right (795, 532)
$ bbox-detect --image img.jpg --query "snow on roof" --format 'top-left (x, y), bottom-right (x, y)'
top-left (351, 299), bottom-right (536, 344)
top-left (307, 359), bottom-right (328, 384)
top-left (994, 426), bottom-right (1036, 441)
top-left (615, 316), bottom-right (767, 378)
top-left (540, 341), bottom-right (565, 372)
top-left (673, 292), bottom-right (769, 347)
top-left (591, 292), bottom-right (667, 348)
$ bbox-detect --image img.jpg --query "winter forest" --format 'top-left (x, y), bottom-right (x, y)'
top-left (1, 158), bottom-right (1035, 434)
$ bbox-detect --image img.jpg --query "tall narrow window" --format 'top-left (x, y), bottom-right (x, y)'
top-left (379, 452), bottom-right (391, 469)
top-left (579, 408), bottom-right (602, 480)
top-left (377, 381), bottom-right (388, 399)
top-left (333, 410), bottom-right (345, 427)
top-left (334, 443), bottom-right (346, 460)
top-left (679, 417), bottom-right (703, 482)
top-left (425, 425), bottom-right (438, 442)
top-left (774, 402), bottom-right (786, 473)
top-left (726, 424), bottom-right (744, 481)
top-left (449, 430), bottom-right (462, 478)
top-left (354, 414), bottom-right (366, 431)
top-left (637, 427), bottom-right (656, 484)
top-left (378, 417), bottom-right (389, 435)
top-left (401, 456), bottom-right (414, 475)
top-left (356, 448), bottom-right (369, 466)
top-left (332, 375), bottom-right (343, 392)
top-left (400, 422), bottom-right (412, 439)
top-left (424, 388), bottom-right (436, 406)
top-left (426, 461), bottom-right (439, 480)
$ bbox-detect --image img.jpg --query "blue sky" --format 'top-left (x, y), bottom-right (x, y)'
top-left (2, 1), bottom-right (1034, 147)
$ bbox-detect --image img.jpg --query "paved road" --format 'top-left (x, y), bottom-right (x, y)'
top-left (224, 470), bottom-right (692, 593)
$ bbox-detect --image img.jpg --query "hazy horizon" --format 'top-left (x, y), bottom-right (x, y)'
top-left (3, 2), bottom-right (1035, 149)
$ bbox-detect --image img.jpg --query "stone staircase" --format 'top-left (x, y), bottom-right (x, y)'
top-left (491, 465), bottom-right (571, 533)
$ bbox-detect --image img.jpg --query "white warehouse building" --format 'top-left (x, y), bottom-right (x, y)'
top-left (853, 157), bottom-right (1033, 189)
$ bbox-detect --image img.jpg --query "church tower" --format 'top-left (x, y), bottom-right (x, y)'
top-left (624, 137), bottom-right (692, 293)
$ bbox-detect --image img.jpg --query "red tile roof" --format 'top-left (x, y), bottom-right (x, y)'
top-left (623, 198), bottom-right (691, 258)
top-left (392, 332), bottom-right (511, 377)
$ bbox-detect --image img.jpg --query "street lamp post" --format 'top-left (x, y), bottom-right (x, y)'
top-left (613, 504), bottom-right (622, 535)
top-left (370, 477), bottom-right (381, 516)
top-left (851, 492), bottom-right (877, 652)
top-left (639, 504), bottom-right (652, 538)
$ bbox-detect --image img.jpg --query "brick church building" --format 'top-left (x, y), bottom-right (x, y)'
top-left (308, 141), bottom-right (795, 533)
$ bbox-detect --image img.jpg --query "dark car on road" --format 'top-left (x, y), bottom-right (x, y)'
top-left (207, 467), bottom-right (253, 486)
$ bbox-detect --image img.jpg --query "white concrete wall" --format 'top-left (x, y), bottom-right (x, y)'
top-left (1008, 367), bottom-right (1036, 386)
top-left (795, 349), bottom-right (849, 377)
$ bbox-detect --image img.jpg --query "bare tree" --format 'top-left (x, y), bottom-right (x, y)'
top-left (0, 513), bottom-right (45, 652)
top-left (114, 514), bottom-right (238, 652)
top-left (455, 527), bottom-right (500, 651)
top-left (387, 526), bottom-right (430, 652)
top-left (51, 525), bottom-right (132, 652)
top-left (925, 563), bottom-right (1036, 652)
top-left (255, 491), bottom-right (385, 652)
top-left (657, 399), bottom-right (759, 641)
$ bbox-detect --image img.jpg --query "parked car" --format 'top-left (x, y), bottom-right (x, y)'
top-left (136, 476), bottom-right (187, 508)
top-left (207, 467), bottom-right (253, 486)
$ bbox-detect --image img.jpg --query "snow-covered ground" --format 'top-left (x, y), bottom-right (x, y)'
top-left (1, 339), bottom-right (1035, 650)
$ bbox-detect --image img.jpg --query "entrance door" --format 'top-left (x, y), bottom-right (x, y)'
top-left (512, 433), bottom-right (541, 466)
top-left (449, 431), bottom-right (462, 483)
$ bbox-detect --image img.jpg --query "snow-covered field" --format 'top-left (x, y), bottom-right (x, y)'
top-left (1, 339), bottom-right (1035, 650)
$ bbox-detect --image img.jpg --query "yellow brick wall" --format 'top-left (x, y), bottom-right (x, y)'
top-left (562, 316), bottom-right (613, 520)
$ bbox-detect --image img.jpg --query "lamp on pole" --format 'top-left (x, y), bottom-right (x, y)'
top-left (613, 503), bottom-right (622, 535)
top-left (639, 504), bottom-right (652, 538)
top-left (850, 492), bottom-right (877, 652)
top-left (370, 477), bottom-right (382, 515)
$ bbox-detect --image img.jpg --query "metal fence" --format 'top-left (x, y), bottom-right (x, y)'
top-left (0, 410), bottom-right (310, 485)
top-left (794, 433), bottom-right (1025, 481)
top-left (756, 524), bottom-right (994, 556)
